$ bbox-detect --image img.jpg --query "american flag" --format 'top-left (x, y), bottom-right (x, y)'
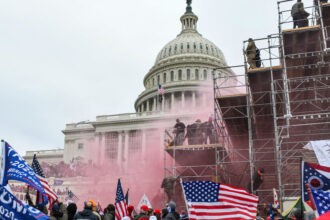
top-left (158, 84), bottom-right (165, 95)
top-left (181, 181), bottom-right (258, 220)
top-left (115, 179), bottom-right (128, 220)
top-left (31, 154), bottom-right (58, 207)
top-left (68, 190), bottom-right (79, 202)
top-left (311, 188), bottom-right (330, 216)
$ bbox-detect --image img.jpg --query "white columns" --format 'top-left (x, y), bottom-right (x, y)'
top-left (203, 93), bottom-right (206, 107)
top-left (171, 93), bottom-right (175, 111)
top-left (192, 91), bottom-right (196, 108)
top-left (153, 97), bottom-right (157, 111)
top-left (142, 130), bottom-right (146, 161)
top-left (124, 131), bottom-right (129, 163)
top-left (181, 92), bottom-right (185, 108)
top-left (146, 100), bottom-right (150, 112)
top-left (117, 132), bottom-right (122, 165)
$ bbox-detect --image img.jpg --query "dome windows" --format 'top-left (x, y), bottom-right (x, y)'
top-left (195, 69), bottom-right (199, 80)
top-left (169, 47), bottom-right (172, 55)
top-left (174, 45), bottom-right (177, 53)
top-left (187, 69), bottom-right (191, 80)
top-left (187, 43), bottom-right (190, 51)
top-left (203, 70), bottom-right (207, 80)
top-left (157, 75), bottom-right (160, 85)
top-left (178, 70), bottom-right (182, 80)
top-left (206, 45), bottom-right (209, 53)
top-left (181, 43), bottom-right (184, 51)
top-left (171, 71), bottom-right (174, 81)
top-left (163, 73), bottom-right (167, 83)
top-left (153, 78), bottom-right (155, 86)
top-left (200, 43), bottom-right (203, 50)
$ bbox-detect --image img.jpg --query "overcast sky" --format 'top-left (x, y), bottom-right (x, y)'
top-left (0, 0), bottom-right (288, 154)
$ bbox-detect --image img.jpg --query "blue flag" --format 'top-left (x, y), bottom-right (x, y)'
top-left (269, 204), bottom-right (274, 220)
top-left (311, 189), bottom-right (330, 216)
top-left (302, 162), bottom-right (330, 202)
top-left (0, 185), bottom-right (49, 220)
top-left (0, 141), bottom-right (48, 205)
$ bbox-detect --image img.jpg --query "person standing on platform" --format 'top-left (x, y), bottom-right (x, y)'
top-left (204, 117), bottom-right (215, 144)
top-left (173, 119), bottom-right (185, 146)
top-left (291, 0), bottom-right (310, 28)
top-left (246, 38), bottom-right (257, 69)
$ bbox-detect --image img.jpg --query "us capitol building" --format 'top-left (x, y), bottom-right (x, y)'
top-left (23, 1), bottom-right (232, 205)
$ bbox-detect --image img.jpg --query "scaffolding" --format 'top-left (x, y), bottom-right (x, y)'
top-left (212, 0), bottom-right (330, 210)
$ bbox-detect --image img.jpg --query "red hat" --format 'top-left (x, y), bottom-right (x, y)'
top-left (140, 205), bottom-right (149, 212)
top-left (127, 205), bottom-right (134, 215)
top-left (154, 209), bottom-right (161, 214)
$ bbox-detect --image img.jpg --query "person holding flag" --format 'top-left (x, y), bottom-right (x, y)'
top-left (0, 140), bottom-right (49, 220)
top-left (115, 179), bottom-right (128, 220)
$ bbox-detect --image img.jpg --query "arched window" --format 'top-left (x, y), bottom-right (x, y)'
top-left (187, 69), bottom-right (191, 80)
top-left (187, 43), bottom-right (190, 50)
top-left (178, 70), bottom-right (182, 80)
top-left (153, 78), bottom-right (155, 86)
top-left (171, 71), bottom-right (174, 81)
top-left (200, 43), bottom-right (203, 50)
top-left (163, 73), bottom-right (167, 83)
top-left (169, 47), bottom-right (172, 55)
top-left (181, 43), bottom-right (184, 50)
top-left (194, 43), bottom-right (197, 49)
top-left (157, 75), bottom-right (160, 85)
top-left (203, 70), bottom-right (207, 80)
top-left (195, 69), bottom-right (199, 80)
top-left (174, 45), bottom-right (177, 52)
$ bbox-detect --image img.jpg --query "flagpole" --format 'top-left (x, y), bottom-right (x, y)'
top-left (180, 178), bottom-right (190, 219)
top-left (300, 157), bottom-right (304, 218)
top-left (0, 140), bottom-right (5, 186)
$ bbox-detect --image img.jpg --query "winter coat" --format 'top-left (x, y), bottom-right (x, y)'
top-left (164, 212), bottom-right (180, 220)
top-left (73, 209), bottom-right (99, 220)
top-left (103, 211), bottom-right (115, 220)
top-left (291, 2), bottom-right (305, 16)
top-left (246, 41), bottom-right (256, 56)
top-left (134, 213), bottom-right (149, 220)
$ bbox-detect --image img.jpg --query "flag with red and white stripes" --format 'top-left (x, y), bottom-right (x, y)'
top-left (181, 180), bottom-right (258, 220)
top-left (115, 179), bottom-right (128, 220)
top-left (32, 154), bottom-right (58, 207)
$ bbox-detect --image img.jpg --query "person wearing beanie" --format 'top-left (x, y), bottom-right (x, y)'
top-left (165, 202), bottom-right (180, 220)
top-left (135, 205), bottom-right (149, 220)
top-left (154, 210), bottom-right (161, 220)
top-left (127, 205), bottom-right (135, 219)
top-left (67, 203), bottom-right (77, 220)
top-left (104, 204), bottom-right (115, 220)
top-left (161, 208), bottom-right (168, 220)
top-left (49, 202), bottom-right (67, 220)
top-left (73, 201), bottom-right (99, 220)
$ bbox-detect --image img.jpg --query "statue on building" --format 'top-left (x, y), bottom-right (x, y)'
top-left (187, 0), bottom-right (192, 6)
top-left (161, 176), bottom-right (178, 202)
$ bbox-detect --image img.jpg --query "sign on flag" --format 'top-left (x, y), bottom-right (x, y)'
top-left (0, 184), bottom-right (49, 220)
top-left (137, 194), bottom-right (152, 210)
top-left (305, 140), bottom-right (330, 167)
top-left (310, 188), bottom-right (330, 216)
top-left (0, 141), bottom-right (48, 206)
top-left (181, 180), bottom-right (258, 220)
top-left (115, 179), bottom-right (128, 220)
top-left (273, 188), bottom-right (279, 209)
top-left (32, 154), bottom-right (58, 207)
top-left (302, 162), bottom-right (330, 203)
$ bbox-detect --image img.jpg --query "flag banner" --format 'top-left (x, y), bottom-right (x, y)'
top-left (269, 204), bottom-right (274, 220)
top-left (115, 179), bottom-right (128, 220)
top-left (302, 162), bottom-right (330, 203)
top-left (32, 154), bottom-right (57, 207)
top-left (125, 189), bottom-right (129, 206)
top-left (311, 188), bottom-right (330, 216)
top-left (54, 180), bottom-right (64, 186)
top-left (273, 188), bottom-right (279, 209)
top-left (137, 194), bottom-right (152, 210)
top-left (0, 185), bottom-right (49, 220)
top-left (158, 84), bottom-right (165, 95)
top-left (282, 197), bottom-right (305, 220)
top-left (305, 140), bottom-right (330, 167)
top-left (68, 190), bottom-right (79, 203)
top-left (0, 141), bottom-right (48, 206)
top-left (181, 180), bottom-right (258, 220)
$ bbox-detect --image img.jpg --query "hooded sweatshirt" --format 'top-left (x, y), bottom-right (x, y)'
top-left (73, 209), bottom-right (99, 220)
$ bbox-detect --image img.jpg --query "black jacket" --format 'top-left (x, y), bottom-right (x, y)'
top-left (73, 209), bottom-right (99, 220)
top-left (165, 212), bottom-right (180, 220)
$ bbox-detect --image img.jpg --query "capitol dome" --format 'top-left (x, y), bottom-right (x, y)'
top-left (134, 1), bottom-right (232, 113)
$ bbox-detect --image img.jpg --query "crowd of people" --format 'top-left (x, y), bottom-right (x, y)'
top-left (168, 117), bottom-right (216, 147)
top-left (28, 198), bottom-right (187, 220)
